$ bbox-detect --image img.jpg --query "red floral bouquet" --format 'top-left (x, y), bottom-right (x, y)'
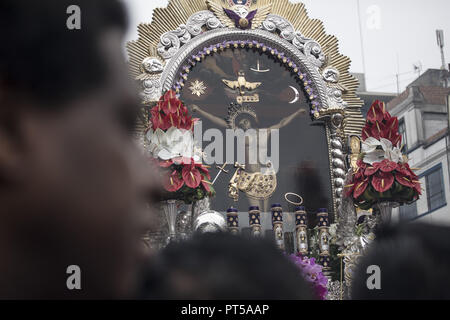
top-left (146, 90), bottom-right (215, 203)
top-left (345, 100), bottom-right (421, 210)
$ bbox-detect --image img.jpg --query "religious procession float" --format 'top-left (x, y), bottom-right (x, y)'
top-left (127, 0), bottom-right (421, 299)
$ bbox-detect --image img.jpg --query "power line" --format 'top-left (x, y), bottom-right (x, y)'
top-left (369, 75), bottom-right (419, 91)
top-left (364, 70), bottom-right (416, 82)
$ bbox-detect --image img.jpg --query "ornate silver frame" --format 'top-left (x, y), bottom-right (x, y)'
top-left (127, 0), bottom-right (365, 220)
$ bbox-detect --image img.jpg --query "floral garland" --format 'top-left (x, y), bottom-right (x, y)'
top-left (146, 90), bottom-right (214, 203)
top-left (345, 100), bottom-right (421, 210)
top-left (289, 253), bottom-right (328, 300)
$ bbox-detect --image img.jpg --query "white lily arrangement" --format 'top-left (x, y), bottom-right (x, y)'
top-left (361, 137), bottom-right (405, 165)
top-left (146, 127), bottom-right (202, 162)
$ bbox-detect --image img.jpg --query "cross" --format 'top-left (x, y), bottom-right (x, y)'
top-left (212, 162), bottom-right (229, 185)
top-left (250, 60), bottom-right (270, 73)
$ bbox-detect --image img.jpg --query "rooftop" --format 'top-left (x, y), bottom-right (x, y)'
top-left (387, 69), bottom-right (450, 111)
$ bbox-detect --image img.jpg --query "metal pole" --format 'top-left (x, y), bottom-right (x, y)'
top-left (436, 30), bottom-right (446, 70)
top-left (446, 94), bottom-right (450, 189)
top-left (396, 74), bottom-right (400, 95)
top-left (356, 0), bottom-right (367, 76)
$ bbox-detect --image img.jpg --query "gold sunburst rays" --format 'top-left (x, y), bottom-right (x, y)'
top-left (127, 0), bottom-right (209, 79)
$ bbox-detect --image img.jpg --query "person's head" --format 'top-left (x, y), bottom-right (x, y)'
top-left (140, 232), bottom-right (314, 300)
top-left (351, 223), bottom-right (450, 300)
top-left (0, 0), bottom-right (159, 298)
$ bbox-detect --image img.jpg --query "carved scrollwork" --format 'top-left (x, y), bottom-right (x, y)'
top-left (186, 11), bottom-right (223, 36)
top-left (157, 11), bottom-right (224, 60)
top-left (260, 15), bottom-right (325, 68)
top-left (326, 87), bottom-right (348, 110)
top-left (261, 14), bottom-right (295, 41)
top-left (158, 25), bottom-right (191, 60)
top-left (292, 33), bottom-right (325, 68)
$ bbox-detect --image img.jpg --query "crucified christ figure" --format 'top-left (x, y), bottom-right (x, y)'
top-left (190, 104), bottom-right (307, 212)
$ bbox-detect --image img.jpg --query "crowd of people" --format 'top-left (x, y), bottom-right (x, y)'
top-left (0, 0), bottom-right (449, 300)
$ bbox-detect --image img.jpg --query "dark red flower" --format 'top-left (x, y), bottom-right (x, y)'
top-left (163, 90), bottom-right (177, 101)
top-left (159, 159), bottom-right (173, 168)
top-left (379, 159), bottom-right (398, 173)
top-left (182, 164), bottom-right (202, 188)
top-left (150, 107), bottom-right (165, 130)
top-left (160, 98), bottom-right (180, 114)
top-left (367, 100), bottom-right (385, 123)
top-left (385, 116), bottom-right (399, 133)
top-left (344, 182), bottom-right (356, 198)
top-left (361, 123), bottom-right (372, 141)
top-left (163, 170), bottom-right (184, 192)
top-left (179, 103), bottom-right (189, 116)
top-left (356, 159), bottom-right (367, 169)
top-left (395, 172), bottom-right (415, 188)
top-left (383, 109), bottom-right (392, 122)
top-left (391, 132), bottom-right (402, 147)
top-left (201, 179), bottom-right (211, 193)
top-left (163, 113), bottom-right (180, 129)
top-left (369, 121), bottom-right (386, 140)
top-left (353, 178), bottom-right (369, 199)
top-left (397, 163), bottom-right (417, 179)
top-left (365, 162), bottom-right (381, 176)
top-left (354, 167), bottom-right (365, 180)
top-left (198, 165), bottom-right (211, 180)
top-left (371, 171), bottom-right (394, 193)
top-left (179, 115), bottom-right (193, 130)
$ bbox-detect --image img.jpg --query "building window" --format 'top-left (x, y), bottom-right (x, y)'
top-left (399, 119), bottom-right (407, 152)
top-left (425, 165), bottom-right (446, 212)
top-left (399, 201), bottom-right (417, 221)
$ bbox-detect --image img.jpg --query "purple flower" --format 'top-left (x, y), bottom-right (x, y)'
top-left (289, 253), bottom-right (328, 300)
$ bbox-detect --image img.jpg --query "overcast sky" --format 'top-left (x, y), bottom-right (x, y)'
top-left (124, 0), bottom-right (450, 93)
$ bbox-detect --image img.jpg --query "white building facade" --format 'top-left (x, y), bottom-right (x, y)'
top-left (387, 70), bottom-right (450, 225)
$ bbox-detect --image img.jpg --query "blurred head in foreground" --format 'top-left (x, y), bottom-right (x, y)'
top-left (140, 232), bottom-right (314, 300)
top-left (0, 0), bottom-right (159, 298)
top-left (352, 223), bottom-right (450, 300)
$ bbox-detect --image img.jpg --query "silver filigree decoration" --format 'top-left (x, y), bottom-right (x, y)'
top-left (326, 280), bottom-right (343, 300)
top-left (336, 172), bottom-right (358, 248)
top-left (192, 197), bottom-right (211, 223)
top-left (142, 57), bottom-right (164, 74)
top-left (329, 117), bottom-right (346, 209)
top-left (322, 67), bottom-right (340, 83)
top-left (260, 14), bottom-right (325, 68)
top-left (326, 87), bottom-right (348, 109)
top-left (292, 33), bottom-right (325, 68)
top-left (176, 203), bottom-right (193, 240)
top-left (261, 14), bottom-right (295, 41)
top-left (194, 210), bottom-right (226, 233)
top-left (158, 11), bottom-right (223, 60)
top-left (140, 78), bottom-right (162, 104)
top-left (336, 176), bottom-right (378, 299)
top-left (158, 25), bottom-right (192, 60)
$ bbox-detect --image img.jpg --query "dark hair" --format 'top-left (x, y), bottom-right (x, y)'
top-left (139, 232), bottom-right (314, 300)
top-left (0, 0), bottom-right (127, 105)
top-left (351, 223), bottom-right (450, 300)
